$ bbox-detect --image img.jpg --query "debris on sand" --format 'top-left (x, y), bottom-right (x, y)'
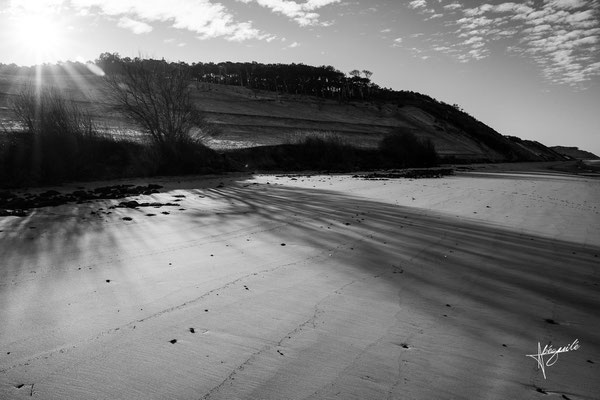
top-left (0, 184), bottom-right (164, 217)
top-left (353, 168), bottom-right (454, 180)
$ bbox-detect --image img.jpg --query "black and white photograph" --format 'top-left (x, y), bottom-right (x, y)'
top-left (0, 0), bottom-right (599, 398)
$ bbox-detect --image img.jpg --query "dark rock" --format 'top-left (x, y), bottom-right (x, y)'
top-left (40, 190), bottom-right (61, 197)
top-left (120, 200), bottom-right (140, 208)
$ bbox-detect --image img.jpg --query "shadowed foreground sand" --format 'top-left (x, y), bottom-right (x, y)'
top-left (1, 167), bottom-right (599, 399)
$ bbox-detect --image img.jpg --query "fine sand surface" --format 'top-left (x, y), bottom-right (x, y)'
top-left (1, 165), bottom-right (599, 399)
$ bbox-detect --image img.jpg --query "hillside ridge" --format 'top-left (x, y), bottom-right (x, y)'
top-left (0, 57), bottom-right (567, 162)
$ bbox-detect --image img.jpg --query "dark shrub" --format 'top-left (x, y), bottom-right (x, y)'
top-left (379, 130), bottom-right (438, 168)
top-left (0, 86), bottom-right (144, 187)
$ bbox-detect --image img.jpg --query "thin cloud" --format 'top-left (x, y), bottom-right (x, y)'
top-left (282, 41), bottom-right (300, 49)
top-left (443, 3), bottom-right (462, 11)
top-left (427, 13), bottom-right (444, 20)
top-left (546, 0), bottom-right (588, 9)
top-left (407, 0), bottom-right (600, 86)
top-left (408, 0), bottom-right (427, 10)
top-left (117, 17), bottom-right (153, 34)
top-left (240, 0), bottom-right (341, 26)
top-left (69, 0), bottom-right (268, 41)
top-left (408, 0), bottom-right (436, 15)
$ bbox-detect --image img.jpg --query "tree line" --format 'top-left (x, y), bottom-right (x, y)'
top-left (0, 52), bottom-right (463, 108)
top-left (93, 53), bottom-right (378, 101)
top-left (1, 53), bottom-right (399, 102)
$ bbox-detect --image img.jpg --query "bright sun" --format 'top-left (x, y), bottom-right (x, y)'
top-left (13, 14), bottom-right (64, 63)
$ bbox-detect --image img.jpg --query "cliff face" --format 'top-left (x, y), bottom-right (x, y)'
top-left (550, 146), bottom-right (599, 160)
top-left (0, 72), bottom-right (565, 162)
top-left (190, 84), bottom-right (563, 162)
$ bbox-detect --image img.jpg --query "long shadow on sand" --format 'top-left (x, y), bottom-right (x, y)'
top-left (1, 176), bottom-right (598, 398)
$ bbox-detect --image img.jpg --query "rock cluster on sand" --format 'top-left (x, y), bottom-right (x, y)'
top-left (354, 168), bottom-right (454, 180)
top-left (0, 184), bottom-right (163, 216)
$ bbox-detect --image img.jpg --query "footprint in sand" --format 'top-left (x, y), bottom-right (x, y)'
top-left (14, 383), bottom-right (34, 396)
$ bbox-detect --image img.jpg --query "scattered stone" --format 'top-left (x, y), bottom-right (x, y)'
top-left (120, 200), bottom-right (140, 208)
top-left (0, 209), bottom-right (27, 217)
top-left (122, 217), bottom-right (133, 221)
top-left (0, 184), bottom-right (165, 217)
top-left (169, 339), bottom-right (177, 344)
top-left (356, 168), bottom-right (454, 180)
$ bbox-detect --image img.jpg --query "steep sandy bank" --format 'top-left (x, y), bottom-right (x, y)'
top-left (1, 170), bottom-right (598, 399)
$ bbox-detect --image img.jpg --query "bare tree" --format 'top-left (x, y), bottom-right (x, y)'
top-left (103, 60), bottom-right (214, 161)
top-left (362, 70), bottom-right (373, 80)
top-left (349, 69), bottom-right (361, 78)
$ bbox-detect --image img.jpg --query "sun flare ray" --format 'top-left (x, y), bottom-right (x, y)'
top-left (11, 13), bottom-right (66, 65)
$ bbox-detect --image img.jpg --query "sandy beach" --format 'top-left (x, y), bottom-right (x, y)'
top-left (1, 164), bottom-right (599, 399)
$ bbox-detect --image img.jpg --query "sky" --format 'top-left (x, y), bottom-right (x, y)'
top-left (0, 0), bottom-right (599, 155)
